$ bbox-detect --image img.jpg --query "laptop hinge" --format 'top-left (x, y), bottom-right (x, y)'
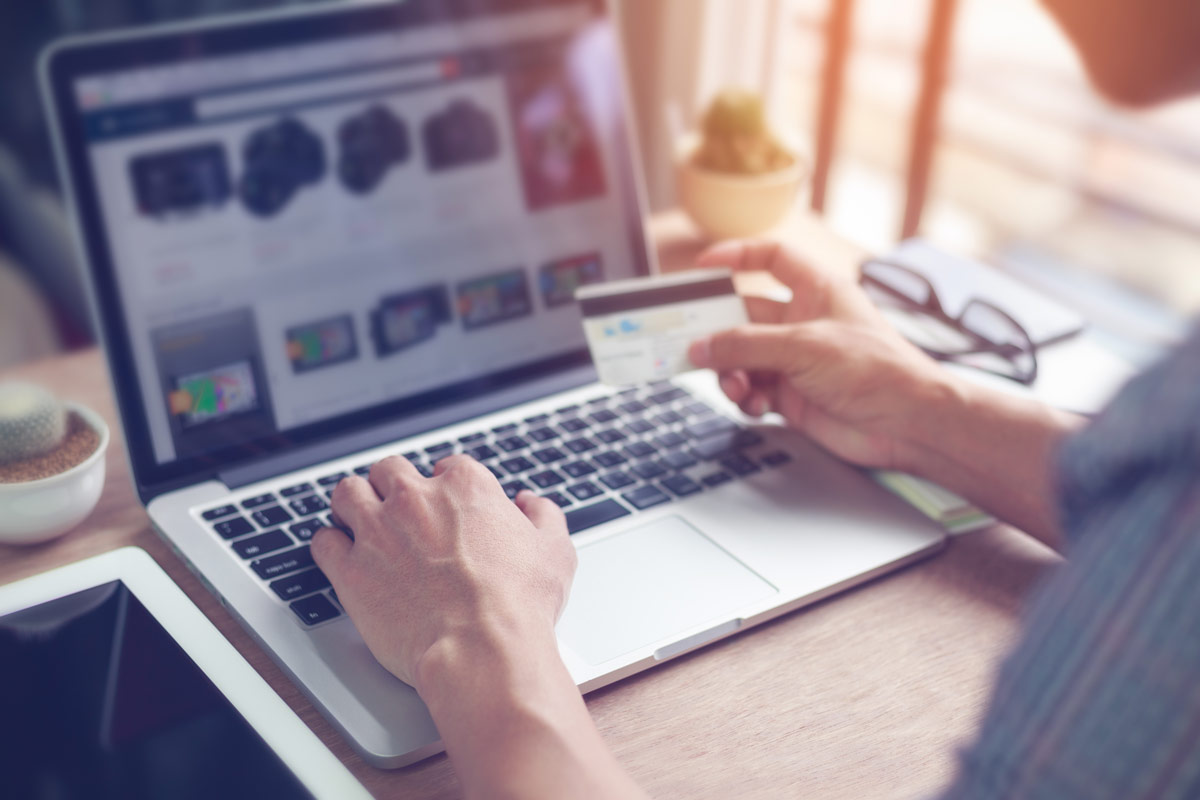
top-left (217, 365), bottom-right (598, 490)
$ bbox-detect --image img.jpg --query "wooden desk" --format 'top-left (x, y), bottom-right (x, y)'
top-left (0, 212), bottom-right (1059, 799)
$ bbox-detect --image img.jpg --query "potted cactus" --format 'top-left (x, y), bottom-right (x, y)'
top-left (677, 89), bottom-right (807, 240)
top-left (0, 381), bottom-right (109, 545)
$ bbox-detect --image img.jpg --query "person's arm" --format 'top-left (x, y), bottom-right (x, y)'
top-left (687, 240), bottom-right (1084, 553)
top-left (310, 455), bottom-right (648, 800)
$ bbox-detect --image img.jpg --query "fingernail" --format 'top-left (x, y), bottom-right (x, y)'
top-left (689, 338), bottom-right (712, 368)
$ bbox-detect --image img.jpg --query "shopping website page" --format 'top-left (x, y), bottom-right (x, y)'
top-left (77, 3), bottom-right (638, 465)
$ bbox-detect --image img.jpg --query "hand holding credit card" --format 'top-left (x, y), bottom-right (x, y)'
top-left (578, 268), bottom-right (747, 386)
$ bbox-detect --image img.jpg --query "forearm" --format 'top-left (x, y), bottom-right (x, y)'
top-left (416, 623), bottom-right (648, 800)
top-left (899, 374), bottom-right (1085, 552)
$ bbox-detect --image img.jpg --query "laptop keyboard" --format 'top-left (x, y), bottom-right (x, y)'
top-left (196, 381), bottom-right (793, 629)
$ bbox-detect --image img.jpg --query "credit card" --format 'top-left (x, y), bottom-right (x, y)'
top-left (578, 268), bottom-right (747, 386)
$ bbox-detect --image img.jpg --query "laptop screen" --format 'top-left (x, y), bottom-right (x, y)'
top-left (46, 0), bottom-right (651, 497)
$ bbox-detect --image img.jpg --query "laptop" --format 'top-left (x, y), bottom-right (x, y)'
top-left (42, 0), bottom-right (947, 767)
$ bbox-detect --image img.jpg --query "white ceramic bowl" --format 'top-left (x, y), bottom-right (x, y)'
top-left (675, 134), bottom-right (809, 241)
top-left (0, 402), bottom-right (109, 546)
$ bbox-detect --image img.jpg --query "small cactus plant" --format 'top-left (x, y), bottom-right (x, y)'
top-left (0, 382), bottom-right (67, 464)
top-left (694, 89), bottom-right (795, 175)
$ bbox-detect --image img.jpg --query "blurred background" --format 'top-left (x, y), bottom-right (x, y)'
top-left (2, 0), bottom-right (1196, 368)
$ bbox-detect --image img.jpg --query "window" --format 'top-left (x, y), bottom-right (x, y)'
top-left (772, 0), bottom-right (1200, 319)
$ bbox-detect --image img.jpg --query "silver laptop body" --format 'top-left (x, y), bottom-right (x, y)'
top-left (42, 0), bottom-right (946, 767)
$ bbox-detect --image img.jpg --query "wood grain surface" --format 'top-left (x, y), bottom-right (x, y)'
top-left (0, 213), bottom-right (1060, 799)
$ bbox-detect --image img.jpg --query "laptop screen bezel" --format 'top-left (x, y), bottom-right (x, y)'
top-left (42, 0), bottom-right (653, 503)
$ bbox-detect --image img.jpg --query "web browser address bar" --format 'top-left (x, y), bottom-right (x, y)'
top-left (194, 60), bottom-right (446, 119)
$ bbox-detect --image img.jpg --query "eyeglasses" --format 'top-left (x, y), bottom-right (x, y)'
top-left (859, 259), bottom-right (1038, 385)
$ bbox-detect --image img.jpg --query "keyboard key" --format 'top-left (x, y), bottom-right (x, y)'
top-left (656, 431), bottom-right (687, 449)
top-left (202, 504), bottom-right (237, 521)
top-left (233, 529), bottom-right (293, 559)
top-left (486, 464), bottom-right (504, 480)
top-left (632, 460), bottom-right (668, 480)
top-left (590, 409), bottom-right (619, 425)
top-left (564, 437), bottom-right (596, 454)
top-left (619, 386), bottom-right (640, 396)
top-left (662, 474), bottom-right (704, 497)
top-left (685, 416), bottom-right (739, 440)
top-left (720, 453), bottom-right (761, 476)
top-left (622, 485), bottom-right (672, 510)
top-left (403, 451), bottom-right (421, 461)
top-left (556, 403), bottom-right (580, 415)
top-left (425, 442), bottom-right (454, 456)
top-left (683, 400), bottom-right (717, 418)
top-left (627, 419), bottom-right (655, 435)
top-left (289, 519), bottom-right (326, 541)
top-left (648, 387), bottom-right (689, 405)
top-left (586, 395), bottom-right (610, 406)
top-left (290, 593), bottom-right (341, 626)
top-left (317, 471), bottom-right (348, 487)
top-left (567, 481), bottom-right (604, 501)
top-left (692, 436), bottom-right (737, 461)
top-left (763, 450), bottom-right (793, 467)
top-left (492, 422), bottom-right (519, 434)
top-left (251, 547), bottom-right (314, 579)
top-left (270, 568), bottom-right (331, 601)
top-left (702, 471), bottom-right (733, 487)
top-left (527, 426), bottom-right (559, 442)
top-left (543, 491), bottom-right (573, 508)
top-left (655, 410), bottom-right (685, 426)
top-left (530, 470), bottom-right (565, 489)
top-left (241, 494), bottom-right (275, 509)
top-left (563, 461), bottom-right (597, 479)
top-left (213, 516), bottom-right (254, 540)
top-left (619, 400), bottom-right (648, 415)
top-left (532, 446), bottom-right (567, 464)
top-left (353, 465), bottom-right (372, 476)
top-left (599, 470), bottom-right (637, 490)
top-left (280, 483), bottom-right (312, 498)
top-left (502, 480), bottom-right (530, 499)
top-left (496, 435), bottom-right (529, 452)
top-left (500, 456), bottom-right (537, 474)
top-left (735, 430), bottom-right (766, 448)
top-left (565, 498), bottom-right (631, 534)
top-left (662, 450), bottom-right (699, 470)
top-left (524, 413), bottom-right (550, 425)
top-left (594, 451), bottom-right (628, 468)
top-left (465, 444), bottom-right (499, 461)
top-left (289, 495), bottom-right (329, 517)
top-left (459, 432), bottom-right (487, 443)
top-left (560, 417), bottom-right (589, 433)
top-left (625, 441), bottom-right (657, 459)
top-left (595, 428), bottom-right (626, 444)
top-left (252, 506), bottom-right (292, 528)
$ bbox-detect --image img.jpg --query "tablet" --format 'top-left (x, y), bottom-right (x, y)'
top-left (0, 548), bottom-right (372, 800)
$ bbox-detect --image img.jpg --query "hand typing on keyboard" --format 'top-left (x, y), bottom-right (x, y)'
top-left (310, 454), bottom-right (575, 688)
top-left (309, 454), bottom-right (646, 798)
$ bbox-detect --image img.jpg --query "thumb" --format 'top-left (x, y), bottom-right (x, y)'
top-left (690, 324), bottom-right (804, 373)
top-left (311, 526), bottom-right (353, 586)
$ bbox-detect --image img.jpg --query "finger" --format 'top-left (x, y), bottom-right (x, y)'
top-left (718, 370), bottom-right (751, 405)
top-left (743, 295), bottom-right (786, 325)
top-left (739, 389), bottom-right (772, 418)
top-left (310, 526), bottom-right (353, 586)
top-left (515, 490), bottom-right (566, 533)
top-left (696, 240), bottom-right (809, 288)
top-left (690, 324), bottom-right (807, 373)
top-left (369, 455), bottom-right (422, 498)
top-left (329, 475), bottom-right (378, 536)
top-left (433, 452), bottom-right (480, 477)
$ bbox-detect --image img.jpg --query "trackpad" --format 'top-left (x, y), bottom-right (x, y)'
top-left (559, 516), bottom-right (778, 666)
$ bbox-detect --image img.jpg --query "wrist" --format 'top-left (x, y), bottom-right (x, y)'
top-left (890, 366), bottom-right (974, 478)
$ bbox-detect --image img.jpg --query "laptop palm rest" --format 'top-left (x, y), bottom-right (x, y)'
top-left (558, 516), bottom-right (778, 666)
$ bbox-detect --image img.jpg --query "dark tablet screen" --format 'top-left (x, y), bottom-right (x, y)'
top-left (0, 582), bottom-right (314, 800)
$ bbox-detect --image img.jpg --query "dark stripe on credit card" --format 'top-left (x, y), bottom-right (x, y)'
top-left (579, 276), bottom-right (737, 318)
